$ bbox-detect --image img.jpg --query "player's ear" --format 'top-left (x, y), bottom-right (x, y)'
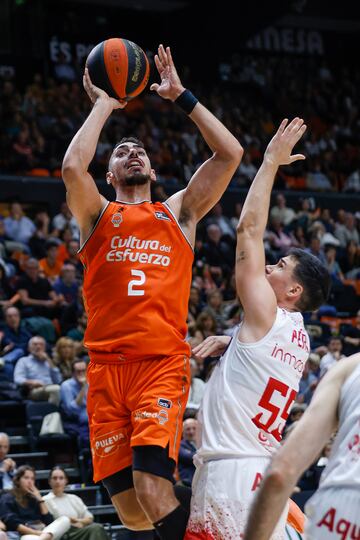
top-left (150, 168), bottom-right (157, 183)
top-left (106, 171), bottom-right (114, 185)
top-left (287, 282), bottom-right (303, 300)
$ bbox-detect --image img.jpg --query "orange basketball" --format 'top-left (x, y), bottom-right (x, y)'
top-left (86, 38), bottom-right (150, 101)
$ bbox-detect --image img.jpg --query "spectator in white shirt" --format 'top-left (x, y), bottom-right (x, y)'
top-left (269, 194), bottom-right (296, 226)
top-left (44, 467), bottom-right (109, 540)
top-left (52, 203), bottom-right (79, 241)
top-left (319, 337), bottom-right (344, 378)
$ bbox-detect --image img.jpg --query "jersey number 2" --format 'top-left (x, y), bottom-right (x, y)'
top-left (252, 377), bottom-right (297, 442)
top-left (128, 270), bottom-right (146, 296)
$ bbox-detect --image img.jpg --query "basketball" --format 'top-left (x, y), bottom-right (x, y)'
top-left (86, 37), bottom-right (150, 101)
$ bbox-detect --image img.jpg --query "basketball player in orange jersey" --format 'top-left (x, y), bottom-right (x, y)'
top-left (61, 43), bottom-right (243, 540)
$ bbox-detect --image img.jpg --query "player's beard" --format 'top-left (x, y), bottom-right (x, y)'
top-left (124, 172), bottom-right (151, 186)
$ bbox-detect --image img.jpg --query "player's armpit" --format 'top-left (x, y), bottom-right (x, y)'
top-left (65, 176), bottom-right (105, 243)
top-left (165, 189), bottom-right (197, 246)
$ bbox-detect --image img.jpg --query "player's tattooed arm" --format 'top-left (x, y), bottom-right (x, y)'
top-left (236, 250), bottom-right (246, 263)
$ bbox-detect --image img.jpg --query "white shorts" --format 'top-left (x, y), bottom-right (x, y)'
top-left (185, 456), bottom-right (288, 540)
top-left (305, 487), bottom-right (360, 539)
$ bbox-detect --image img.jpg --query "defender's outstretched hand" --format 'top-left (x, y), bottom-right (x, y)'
top-left (192, 335), bottom-right (232, 359)
top-left (150, 44), bottom-right (185, 101)
top-left (264, 118), bottom-right (307, 167)
top-left (83, 68), bottom-right (127, 109)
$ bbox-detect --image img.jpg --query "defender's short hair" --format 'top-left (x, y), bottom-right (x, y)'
top-left (289, 248), bottom-right (331, 312)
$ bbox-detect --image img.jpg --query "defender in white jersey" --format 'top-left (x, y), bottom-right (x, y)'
top-left (185, 119), bottom-right (331, 540)
top-left (244, 353), bottom-right (360, 540)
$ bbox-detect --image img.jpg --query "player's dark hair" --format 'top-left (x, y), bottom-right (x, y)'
top-left (49, 466), bottom-right (69, 482)
top-left (115, 137), bottom-right (144, 149)
top-left (288, 248), bottom-right (331, 313)
top-left (71, 357), bottom-right (87, 372)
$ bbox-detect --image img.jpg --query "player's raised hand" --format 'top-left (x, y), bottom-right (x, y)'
top-left (150, 44), bottom-right (185, 101)
top-left (264, 118), bottom-right (307, 167)
top-left (192, 335), bottom-right (232, 359)
top-left (83, 68), bottom-right (127, 110)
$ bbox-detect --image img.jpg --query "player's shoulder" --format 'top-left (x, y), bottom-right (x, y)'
top-left (324, 353), bottom-right (360, 385)
top-left (341, 353), bottom-right (360, 379)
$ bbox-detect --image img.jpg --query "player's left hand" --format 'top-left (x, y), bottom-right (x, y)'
top-left (83, 68), bottom-right (127, 110)
top-left (264, 118), bottom-right (307, 167)
top-left (150, 44), bottom-right (185, 101)
top-left (192, 335), bottom-right (232, 359)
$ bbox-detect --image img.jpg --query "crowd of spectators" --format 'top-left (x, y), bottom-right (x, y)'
top-left (1, 188), bottom-right (359, 498)
top-left (0, 456), bottom-right (109, 540)
top-left (1, 54), bottom-right (360, 193)
top-left (1, 51), bottom-right (360, 530)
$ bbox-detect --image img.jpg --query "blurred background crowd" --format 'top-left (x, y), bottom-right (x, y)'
top-left (2, 54), bottom-right (360, 194)
top-left (1, 0), bottom-right (360, 537)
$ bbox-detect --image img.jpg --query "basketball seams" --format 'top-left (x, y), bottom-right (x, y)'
top-left (104, 38), bottom-right (128, 100)
top-left (87, 37), bottom-right (149, 101)
top-left (124, 40), bottom-right (150, 98)
top-left (86, 41), bottom-right (118, 99)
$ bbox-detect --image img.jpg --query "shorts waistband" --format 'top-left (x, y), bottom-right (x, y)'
top-left (88, 351), bottom-right (185, 364)
top-left (88, 351), bottom-right (156, 364)
top-left (199, 454), bottom-right (272, 464)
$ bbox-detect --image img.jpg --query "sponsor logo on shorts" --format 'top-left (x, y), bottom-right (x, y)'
top-left (93, 429), bottom-right (127, 458)
top-left (157, 398), bottom-right (172, 409)
top-left (111, 213), bottom-right (123, 227)
top-left (158, 410), bottom-right (168, 425)
top-left (134, 410), bottom-right (169, 425)
top-left (154, 211), bottom-right (171, 221)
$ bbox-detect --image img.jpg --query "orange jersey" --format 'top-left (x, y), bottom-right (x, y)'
top-left (39, 258), bottom-right (63, 279)
top-left (56, 243), bottom-right (70, 265)
top-left (79, 201), bottom-right (193, 361)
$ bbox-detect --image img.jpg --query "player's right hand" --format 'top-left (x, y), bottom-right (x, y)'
top-left (264, 117), bottom-right (306, 167)
top-left (150, 44), bottom-right (185, 101)
top-left (192, 335), bottom-right (231, 359)
top-left (83, 68), bottom-right (127, 110)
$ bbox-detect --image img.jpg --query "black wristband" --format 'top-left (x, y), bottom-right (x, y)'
top-left (174, 89), bottom-right (198, 115)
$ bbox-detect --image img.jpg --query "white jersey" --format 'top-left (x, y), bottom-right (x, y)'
top-left (318, 362), bottom-right (360, 490)
top-left (197, 307), bottom-right (310, 461)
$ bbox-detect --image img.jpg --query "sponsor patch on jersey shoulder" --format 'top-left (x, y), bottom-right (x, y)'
top-left (154, 211), bottom-right (171, 221)
top-left (157, 397), bottom-right (172, 409)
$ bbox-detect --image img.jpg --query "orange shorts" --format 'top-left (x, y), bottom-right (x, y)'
top-left (87, 354), bottom-right (190, 482)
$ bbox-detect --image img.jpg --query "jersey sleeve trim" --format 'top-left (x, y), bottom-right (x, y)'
top-left (162, 202), bottom-right (194, 253)
top-left (115, 199), bottom-right (151, 204)
top-left (78, 201), bottom-right (110, 254)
